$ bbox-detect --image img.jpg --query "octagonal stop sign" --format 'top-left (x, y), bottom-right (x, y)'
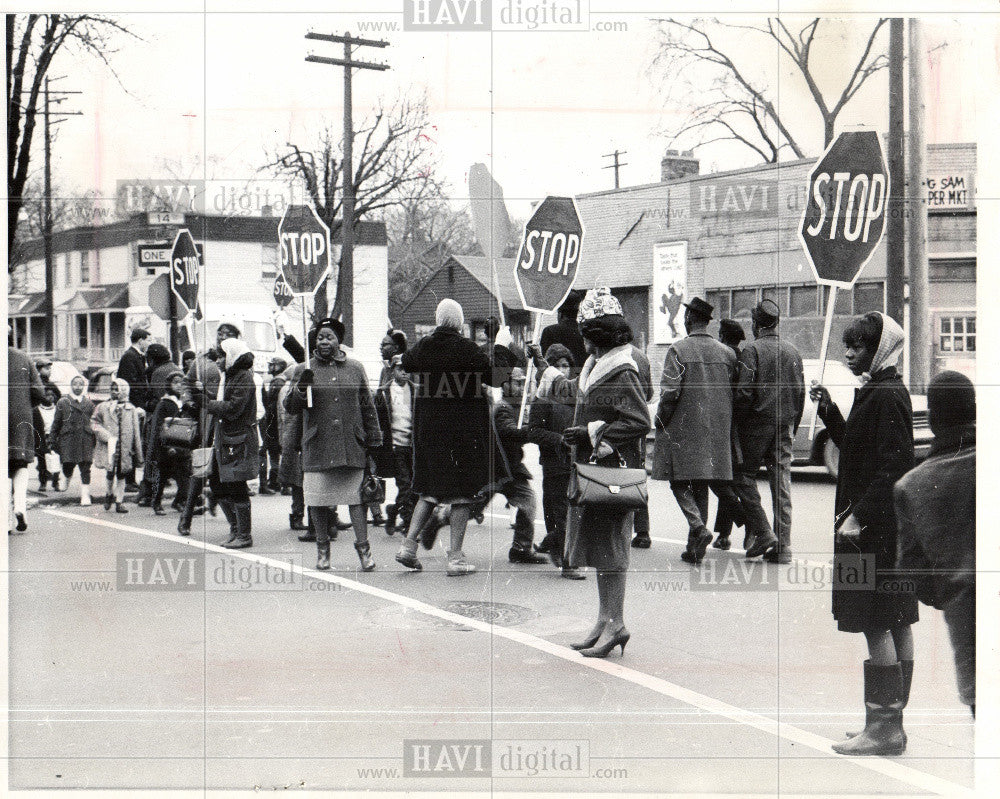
top-left (169, 228), bottom-right (201, 315)
top-left (278, 204), bottom-right (333, 296)
top-left (799, 130), bottom-right (890, 287)
top-left (513, 196), bottom-right (585, 314)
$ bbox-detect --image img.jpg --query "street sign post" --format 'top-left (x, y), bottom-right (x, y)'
top-left (169, 229), bottom-right (202, 362)
top-left (512, 196), bottom-right (586, 427)
top-left (798, 129), bottom-right (890, 439)
top-left (278, 204), bottom-right (334, 407)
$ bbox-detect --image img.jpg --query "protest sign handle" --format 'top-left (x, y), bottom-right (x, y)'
top-left (301, 295), bottom-right (313, 408)
top-left (517, 315), bottom-right (543, 429)
top-left (808, 285), bottom-right (837, 442)
top-left (492, 262), bottom-right (506, 326)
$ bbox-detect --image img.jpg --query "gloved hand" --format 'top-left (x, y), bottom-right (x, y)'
top-left (297, 368), bottom-right (315, 391)
top-left (562, 426), bottom-right (590, 448)
top-left (494, 325), bottom-right (513, 348)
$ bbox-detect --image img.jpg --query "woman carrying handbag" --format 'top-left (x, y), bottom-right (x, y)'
top-left (534, 288), bottom-right (650, 658)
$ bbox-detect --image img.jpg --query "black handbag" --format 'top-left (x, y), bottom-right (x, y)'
top-left (568, 433), bottom-right (648, 510)
top-left (361, 472), bottom-right (386, 505)
top-left (160, 416), bottom-right (198, 448)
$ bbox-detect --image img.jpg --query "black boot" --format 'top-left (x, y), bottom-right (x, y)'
top-left (384, 504), bottom-right (397, 535)
top-left (832, 661), bottom-right (906, 757)
top-left (316, 541), bottom-right (331, 570)
top-left (848, 660), bottom-right (913, 743)
top-left (680, 526), bottom-right (713, 564)
top-left (354, 540), bottom-right (376, 571)
top-left (217, 498), bottom-right (239, 544)
top-left (289, 513), bottom-right (309, 531)
top-left (298, 511), bottom-right (317, 542)
top-left (222, 500), bottom-right (252, 549)
top-left (257, 468), bottom-right (275, 495)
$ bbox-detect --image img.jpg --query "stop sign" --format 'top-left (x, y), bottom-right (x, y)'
top-left (513, 196), bottom-right (585, 314)
top-left (799, 130), bottom-right (890, 287)
top-left (272, 273), bottom-right (294, 309)
top-left (169, 228), bottom-right (201, 314)
top-left (278, 204), bottom-right (333, 296)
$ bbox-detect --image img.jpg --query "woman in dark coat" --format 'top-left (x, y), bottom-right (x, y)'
top-left (193, 337), bottom-right (258, 549)
top-left (8, 342), bottom-right (46, 532)
top-left (285, 318), bottom-right (382, 571)
top-left (539, 288), bottom-right (651, 657)
top-left (394, 299), bottom-right (503, 575)
top-left (810, 312), bottom-right (918, 757)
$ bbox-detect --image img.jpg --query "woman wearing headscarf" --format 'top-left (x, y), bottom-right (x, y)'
top-left (810, 312), bottom-right (918, 756)
top-left (394, 298), bottom-right (507, 576)
top-left (284, 318), bottom-right (382, 571)
top-left (192, 336), bottom-right (258, 549)
top-left (92, 378), bottom-right (144, 514)
top-left (533, 288), bottom-right (651, 655)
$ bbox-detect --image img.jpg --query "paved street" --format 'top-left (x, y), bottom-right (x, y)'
top-left (8, 456), bottom-right (974, 794)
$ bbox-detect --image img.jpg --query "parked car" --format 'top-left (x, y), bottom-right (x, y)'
top-left (643, 358), bottom-right (932, 478)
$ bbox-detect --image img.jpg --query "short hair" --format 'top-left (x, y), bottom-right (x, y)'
top-left (146, 343), bottom-right (171, 366)
top-left (842, 312), bottom-right (883, 352)
top-left (131, 328), bottom-right (150, 343)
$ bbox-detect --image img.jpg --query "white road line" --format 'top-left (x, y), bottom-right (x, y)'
top-left (44, 508), bottom-right (973, 797)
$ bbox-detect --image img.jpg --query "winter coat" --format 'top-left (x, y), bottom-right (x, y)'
top-left (8, 348), bottom-right (46, 464)
top-left (277, 378), bottom-right (303, 487)
top-left (371, 364), bottom-right (398, 477)
top-left (147, 361), bottom-right (180, 414)
top-left (185, 353), bottom-right (223, 445)
top-left (260, 375), bottom-right (285, 450)
top-left (818, 366), bottom-right (918, 633)
top-left (50, 395), bottom-right (97, 464)
top-left (284, 351), bottom-right (382, 472)
top-left (652, 332), bottom-right (736, 482)
top-left (148, 394), bottom-right (194, 464)
top-left (205, 352), bottom-right (258, 482)
top-left (401, 327), bottom-right (507, 499)
top-left (490, 397), bottom-right (556, 483)
top-left (92, 389), bottom-right (145, 473)
top-left (116, 346), bottom-right (149, 411)
top-left (735, 330), bottom-right (806, 432)
top-left (528, 380), bottom-right (575, 470)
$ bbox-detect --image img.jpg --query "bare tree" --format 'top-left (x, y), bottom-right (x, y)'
top-left (650, 17), bottom-right (890, 162)
top-left (264, 94), bottom-right (439, 321)
top-left (7, 13), bottom-right (139, 260)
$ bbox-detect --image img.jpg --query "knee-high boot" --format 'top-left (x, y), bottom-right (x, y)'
top-left (832, 661), bottom-right (906, 757)
top-left (848, 659), bottom-right (913, 743)
top-left (222, 500), bottom-right (252, 549)
top-left (217, 498), bottom-right (238, 544)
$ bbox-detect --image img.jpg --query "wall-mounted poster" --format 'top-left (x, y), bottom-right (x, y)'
top-left (653, 241), bottom-right (688, 344)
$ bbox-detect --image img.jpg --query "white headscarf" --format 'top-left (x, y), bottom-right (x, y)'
top-left (862, 312), bottom-right (905, 382)
top-left (219, 337), bottom-right (251, 368)
top-left (435, 298), bottom-right (464, 331)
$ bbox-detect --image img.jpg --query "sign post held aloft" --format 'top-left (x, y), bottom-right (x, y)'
top-left (278, 204), bottom-right (334, 407)
top-left (798, 129), bottom-right (890, 440)
top-left (512, 196), bottom-right (585, 428)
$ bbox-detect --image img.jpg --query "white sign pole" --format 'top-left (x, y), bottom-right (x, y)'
top-left (808, 285), bottom-right (838, 442)
top-left (517, 314), bottom-right (543, 429)
top-left (301, 296), bottom-right (312, 409)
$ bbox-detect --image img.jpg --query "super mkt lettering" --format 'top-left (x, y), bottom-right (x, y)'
top-left (518, 229), bottom-right (580, 276)
top-left (804, 171), bottom-right (887, 244)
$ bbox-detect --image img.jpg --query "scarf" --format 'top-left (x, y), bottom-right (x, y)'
top-left (861, 312), bottom-right (905, 384)
top-left (578, 344), bottom-right (637, 395)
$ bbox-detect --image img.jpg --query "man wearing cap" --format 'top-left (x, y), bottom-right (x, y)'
top-left (733, 299), bottom-right (805, 564)
top-left (653, 297), bottom-right (741, 564)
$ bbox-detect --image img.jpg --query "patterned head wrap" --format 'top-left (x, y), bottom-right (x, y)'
top-left (577, 287), bottom-right (623, 323)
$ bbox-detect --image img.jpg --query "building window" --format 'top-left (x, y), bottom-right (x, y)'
top-left (853, 282), bottom-right (885, 315)
top-left (789, 285), bottom-right (818, 317)
top-left (761, 286), bottom-right (789, 316)
top-left (80, 251), bottom-right (90, 284)
top-left (929, 258), bottom-right (975, 282)
top-left (706, 290), bottom-right (730, 319)
top-left (939, 315), bottom-right (975, 353)
top-left (262, 243), bottom-right (278, 280)
top-left (731, 288), bottom-right (758, 319)
top-left (821, 285), bottom-right (852, 315)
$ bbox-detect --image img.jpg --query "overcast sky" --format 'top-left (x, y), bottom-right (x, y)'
top-left (31, 2), bottom-right (993, 222)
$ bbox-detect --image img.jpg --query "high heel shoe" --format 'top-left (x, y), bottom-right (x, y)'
top-left (580, 627), bottom-right (630, 658)
top-left (569, 622), bottom-right (606, 651)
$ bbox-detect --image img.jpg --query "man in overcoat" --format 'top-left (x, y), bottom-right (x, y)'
top-left (652, 297), bottom-right (743, 564)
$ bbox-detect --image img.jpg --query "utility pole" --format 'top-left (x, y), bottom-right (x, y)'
top-left (38, 77), bottom-right (83, 353)
top-left (602, 149), bottom-right (628, 189)
top-left (885, 19), bottom-right (905, 327)
top-left (907, 18), bottom-right (930, 393)
top-left (305, 31), bottom-right (389, 347)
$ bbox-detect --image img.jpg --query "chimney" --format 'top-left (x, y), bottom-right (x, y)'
top-left (661, 149), bottom-right (699, 182)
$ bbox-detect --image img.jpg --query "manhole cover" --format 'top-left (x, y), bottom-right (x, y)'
top-left (443, 601), bottom-right (539, 627)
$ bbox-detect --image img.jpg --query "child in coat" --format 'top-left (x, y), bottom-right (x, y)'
top-left (148, 371), bottom-right (193, 516)
top-left (92, 378), bottom-right (144, 513)
top-left (50, 376), bottom-right (96, 505)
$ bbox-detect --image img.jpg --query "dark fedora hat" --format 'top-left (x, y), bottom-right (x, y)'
top-left (751, 299), bottom-right (781, 328)
top-left (682, 296), bottom-right (714, 321)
